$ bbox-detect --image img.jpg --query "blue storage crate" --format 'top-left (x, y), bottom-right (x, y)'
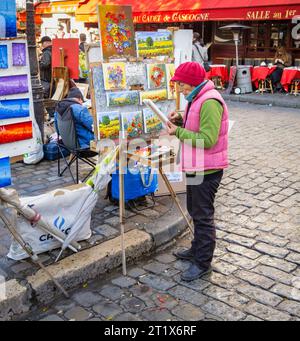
top-left (112, 166), bottom-right (158, 202)
top-left (43, 142), bottom-right (70, 161)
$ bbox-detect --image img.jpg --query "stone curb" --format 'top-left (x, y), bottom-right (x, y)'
top-left (0, 217), bottom-right (186, 320)
top-left (222, 94), bottom-right (300, 109)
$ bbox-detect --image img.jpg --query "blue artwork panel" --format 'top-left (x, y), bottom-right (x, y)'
top-left (0, 0), bottom-right (17, 38)
top-left (0, 45), bottom-right (8, 68)
top-left (0, 157), bottom-right (11, 188)
top-left (0, 98), bottom-right (30, 120)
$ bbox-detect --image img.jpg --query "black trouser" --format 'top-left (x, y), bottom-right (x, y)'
top-left (270, 67), bottom-right (284, 89)
top-left (186, 170), bottom-right (223, 270)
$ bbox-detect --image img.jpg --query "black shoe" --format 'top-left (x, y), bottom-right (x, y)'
top-left (173, 248), bottom-right (194, 261)
top-left (181, 264), bottom-right (212, 282)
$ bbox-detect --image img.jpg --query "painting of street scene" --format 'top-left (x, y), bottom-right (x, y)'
top-left (136, 31), bottom-right (173, 58)
top-left (97, 111), bottom-right (120, 140)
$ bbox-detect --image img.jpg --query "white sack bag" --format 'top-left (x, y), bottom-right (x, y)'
top-left (7, 184), bottom-right (92, 260)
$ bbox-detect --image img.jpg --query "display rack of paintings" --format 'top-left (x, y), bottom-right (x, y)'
top-left (90, 60), bottom-right (174, 143)
top-left (0, 37), bottom-right (36, 159)
top-left (89, 5), bottom-right (178, 144)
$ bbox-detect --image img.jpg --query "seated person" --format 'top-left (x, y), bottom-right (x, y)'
top-left (54, 88), bottom-right (94, 149)
top-left (270, 46), bottom-right (292, 91)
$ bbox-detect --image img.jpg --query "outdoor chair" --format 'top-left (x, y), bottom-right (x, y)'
top-left (290, 79), bottom-right (300, 96)
top-left (56, 106), bottom-right (97, 184)
top-left (258, 78), bottom-right (273, 94)
top-left (212, 76), bottom-right (224, 90)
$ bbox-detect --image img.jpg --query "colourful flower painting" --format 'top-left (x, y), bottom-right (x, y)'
top-left (106, 91), bottom-right (139, 107)
top-left (147, 64), bottom-right (167, 90)
top-left (0, 1), bottom-right (17, 38)
top-left (166, 64), bottom-right (176, 100)
top-left (0, 121), bottom-right (32, 145)
top-left (0, 98), bottom-right (30, 120)
top-left (103, 62), bottom-right (127, 90)
top-left (98, 5), bottom-right (136, 60)
top-left (97, 111), bottom-right (120, 140)
top-left (0, 75), bottom-right (28, 96)
top-left (140, 89), bottom-right (168, 104)
top-left (143, 108), bottom-right (163, 135)
top-left (121, 111), bottom-right (143, 139)
top-left (0, 45), bottom-right (8, 68)
top-left (12, 43), bottom-right (26, 66)
top-left (0, 157), bottom-right (11, 188)
top-left (136, 31), bottom-right (173, 59)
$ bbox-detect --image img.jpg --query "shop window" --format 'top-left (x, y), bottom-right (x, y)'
top-left (249, 23), bottom-right (268, 50)
top-left (270, 23), bottom-right (288, 48)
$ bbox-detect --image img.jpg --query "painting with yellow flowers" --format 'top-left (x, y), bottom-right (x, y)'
top-left (103, 62), bottom-right (127, 91)
top-left (98, 5), bottom-right (136, 60)
top-left (140, 89), bottom-right (168, 105)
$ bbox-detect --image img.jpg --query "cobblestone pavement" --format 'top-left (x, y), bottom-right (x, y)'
top-left (6, 102), bottom-right (300, 320)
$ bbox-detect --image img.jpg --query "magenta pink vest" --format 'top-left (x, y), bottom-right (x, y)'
top-left (181, 80), bottom-right (229, 172)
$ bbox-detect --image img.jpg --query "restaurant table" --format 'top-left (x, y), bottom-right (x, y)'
top-left (251, 66), bottom-right (277, 89)
top-left (206, 65), bottom-right (229, 83)
top-left (280, 68), bottom-right (300, 92)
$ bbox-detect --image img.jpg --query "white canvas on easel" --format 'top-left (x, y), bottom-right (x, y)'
top-left (0, 37), bottom-right (36, 159)
top-left (173, 30), bottom-right (193, 111)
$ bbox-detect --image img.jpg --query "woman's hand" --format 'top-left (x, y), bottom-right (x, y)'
top-left (168, 111), bottom-right (180, 123)
top-left (166, 121), bottom-right (178, 136)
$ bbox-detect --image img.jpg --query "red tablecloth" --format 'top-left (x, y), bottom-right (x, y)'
top-left (251, 66), bottom-right (277, 89)
top-left (206, 65), bottom-right (229, 83)
top-left (280, 69), bottom-right (300, 92)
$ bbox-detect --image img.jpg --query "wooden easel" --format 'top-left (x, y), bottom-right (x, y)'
top-left (49, 48), bottom-right (70, 101)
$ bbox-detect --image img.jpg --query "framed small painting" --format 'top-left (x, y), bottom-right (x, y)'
top-left (147, 64), bottom-right (167, 90)
top-left (103, 62), bottom-right (127, 91)
top-left (97, 111), bottom-right (120, 140)
top-left (106, 91), bottom-right (139, 107)
top-left (98, 5), bottom-right (136, 60)
top-left (121, 111), bottom-right (143, 138)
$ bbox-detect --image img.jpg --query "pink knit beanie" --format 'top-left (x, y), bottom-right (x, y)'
top-left (171, 62), bottom-right (206, 86)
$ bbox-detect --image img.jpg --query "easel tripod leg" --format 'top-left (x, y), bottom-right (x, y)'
top-left (159, 168), bottom-right (194, 236)
top-left (0, 209), bottom-right (69, 298)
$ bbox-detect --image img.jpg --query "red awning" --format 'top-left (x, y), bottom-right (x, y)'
top-left (17, 2), bottom-right (46, 29)
top-left (75, 0), bottom-right (300, 23)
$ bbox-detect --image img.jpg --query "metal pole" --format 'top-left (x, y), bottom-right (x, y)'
top-left (26, 0), bottom-right (45, 141)
top-left (119, 138), bottom-right (127, 276)
top-left (235, 40), bottom-right (239, 68)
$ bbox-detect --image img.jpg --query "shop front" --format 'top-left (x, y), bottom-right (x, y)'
top-left (75, 0), bottom-right (300, 65)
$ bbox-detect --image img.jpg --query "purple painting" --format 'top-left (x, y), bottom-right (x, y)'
top-left (0, 75), bottom-right (28, 96)
top-left (12, 43), bottom-right (26, 66)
